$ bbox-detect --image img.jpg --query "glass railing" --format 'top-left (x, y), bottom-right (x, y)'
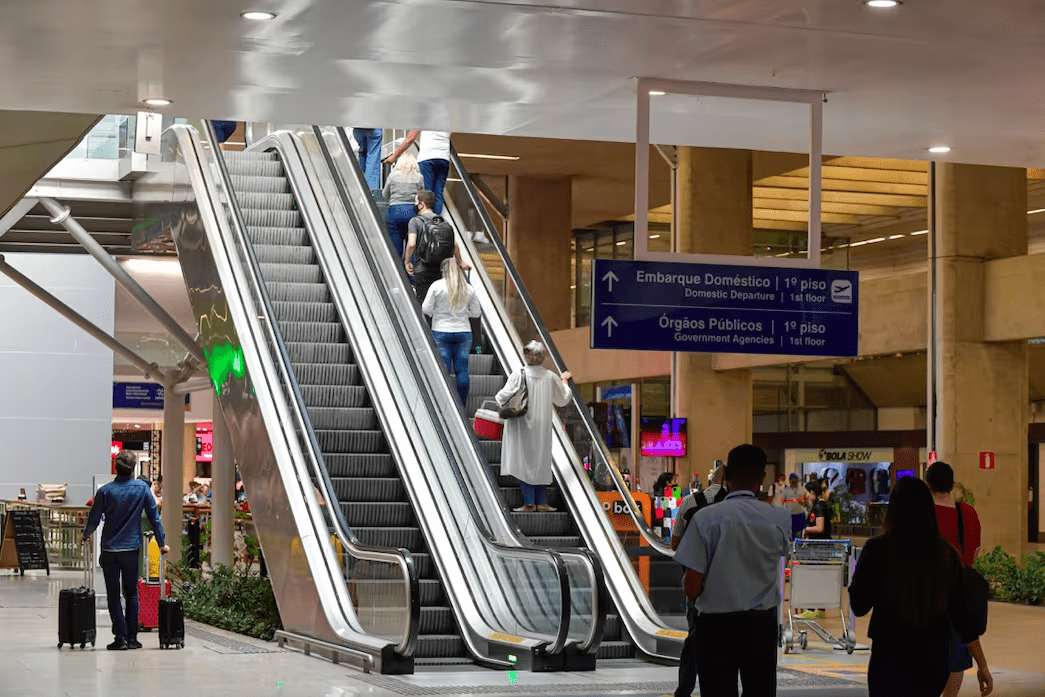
top-left (176, 122), bottom-right (419, 657)
top-left (274, 127), bottom-right (597, 663)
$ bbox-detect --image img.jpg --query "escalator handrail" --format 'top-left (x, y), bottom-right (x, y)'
top-left (304, 126), bottom-right (576, 658)
top-left (446, 145), bottom-right (673, 558)
top-left (200, 121), bottom-right (420, 658)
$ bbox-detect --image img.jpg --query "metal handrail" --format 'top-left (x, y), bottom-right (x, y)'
top-left (199, 121), bottom-right (420, 657)
top-left (446, 145), bottom-right (673, 557)
top-left (311, 126), bottom-right (579, 658)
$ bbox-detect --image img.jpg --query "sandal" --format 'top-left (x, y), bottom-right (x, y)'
top-left (536, 504), bottom-right (557, 512)
top-left (513, 505), bottom-right (536, 512)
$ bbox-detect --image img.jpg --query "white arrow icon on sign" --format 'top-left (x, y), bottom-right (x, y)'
top-left (602, 270), bottom-right (619, 292)
top-left (602, 316), bottom-right (618, 337)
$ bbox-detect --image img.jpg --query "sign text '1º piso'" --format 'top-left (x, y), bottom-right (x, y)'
top-left (590, 259), bottom-right (858, 357)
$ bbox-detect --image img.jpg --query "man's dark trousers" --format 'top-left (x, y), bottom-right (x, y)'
top-left (99, 549), bottom-right (141, 641)
top-left (695, 608), bottom-right (778, 696)
top-left (675, 597), bottom-right (699, 697)
top-left (413, 266), bottom-right (442, 307)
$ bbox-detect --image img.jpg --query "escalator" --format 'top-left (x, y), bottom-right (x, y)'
top-left (137, 123), bottom-right (604, 673)
top-left (223, 149), bottom-right (463, 660)
top-left (309, 127), bottom-right (686, 662)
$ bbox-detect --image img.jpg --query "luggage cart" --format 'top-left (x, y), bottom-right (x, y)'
top-left (782, 539), bottom-right (859, 654)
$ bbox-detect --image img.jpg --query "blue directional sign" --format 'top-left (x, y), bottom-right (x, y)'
top-left (591, 259), bottom-right (858, 356)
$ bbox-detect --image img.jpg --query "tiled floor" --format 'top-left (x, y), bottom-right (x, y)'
top-left (2, 569), bottom-right (1043, 696)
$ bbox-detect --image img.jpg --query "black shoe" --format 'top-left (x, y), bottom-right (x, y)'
top-left (126, 639), bottom-right (143, 650)
top-left (107, 639), bottom-right (128, 651)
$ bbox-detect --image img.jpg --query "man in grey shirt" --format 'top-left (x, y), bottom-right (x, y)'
top-left (675, 444), bottom-right (791, 696)
top-left (403, 189), bottom-right (469, 305)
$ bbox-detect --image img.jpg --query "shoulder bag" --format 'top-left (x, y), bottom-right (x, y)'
top-left (498, 368), bottom-right (528, 419)
top-left (956, 502), bottom-right (989, 636)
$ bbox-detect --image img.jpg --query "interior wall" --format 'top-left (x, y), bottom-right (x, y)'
top-left (0, 254), bottom-right (114, 505)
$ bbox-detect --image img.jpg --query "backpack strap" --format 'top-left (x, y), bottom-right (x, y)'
top-left (954, 501), bottom-right (966, 565)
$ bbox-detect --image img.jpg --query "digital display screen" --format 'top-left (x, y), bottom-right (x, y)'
top-left (195, 425), bottom-right (213, 463)
top-left (896, 469), bottom-right (915, 480)
top-left (640, 417), bottom-right (687, 457)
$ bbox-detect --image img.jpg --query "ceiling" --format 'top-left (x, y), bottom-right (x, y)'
top-left (4, 1), bottom-right (1045, 168)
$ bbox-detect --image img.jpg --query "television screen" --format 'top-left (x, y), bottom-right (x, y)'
top-left (640, 417), bottom-right (687, 457)
top-left (896, 469), bottom-right (915, 480)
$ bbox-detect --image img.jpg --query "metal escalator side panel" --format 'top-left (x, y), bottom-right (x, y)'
top-left (138, 124), bottom-right (409, 673)
top-left (436, 148), bottom-right (683, 661)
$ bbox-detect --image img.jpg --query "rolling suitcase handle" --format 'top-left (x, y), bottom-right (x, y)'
top-left (83, 537), bottom-right (93, 589)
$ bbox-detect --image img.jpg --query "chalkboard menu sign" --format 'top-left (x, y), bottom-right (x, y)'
top-left (4, 510), bottom-right (50, 574)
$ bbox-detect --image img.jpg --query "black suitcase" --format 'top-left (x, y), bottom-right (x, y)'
top-left (157, 553), bottom-right (185, 649)
top-left (58, 541), bottom-right (96, 649)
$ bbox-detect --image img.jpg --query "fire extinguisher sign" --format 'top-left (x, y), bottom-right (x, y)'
top-left (979, 451), bottom-right (995, 470)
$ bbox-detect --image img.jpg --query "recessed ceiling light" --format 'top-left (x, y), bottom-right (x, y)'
top-left (649, 234), bottom-right (661, 239)
top-left (241, 10), bottom-right (277, 20)
top-left (910, 229), bottom-right (929, 236)
top-left (1028, 208), bottom-right (1045, 215)
top-left (888, 234), bottom-right (905, 239)
top-left (929, 145), bottom-right (951, 154)
top-left (649, 90), bottom-right (667, 96)
top-left (142, 98), bottom-right (171, 107)
top-left (865, 0), bottom-right (900, 7)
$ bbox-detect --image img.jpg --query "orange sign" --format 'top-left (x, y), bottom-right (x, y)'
top-left (598, 491), bottom-right (653, 593)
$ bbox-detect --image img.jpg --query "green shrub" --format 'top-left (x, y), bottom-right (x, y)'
top-left (973, 546), bottom-right (1045, 605)
top-left (171, 562), bottom-right (282, 640)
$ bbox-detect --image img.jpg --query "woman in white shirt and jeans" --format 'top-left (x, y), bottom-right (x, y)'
top-left (422, 258), bottom-right (481, 406)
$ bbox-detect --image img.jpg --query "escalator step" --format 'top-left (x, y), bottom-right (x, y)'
top-left (223, 150), bottom-right (278, 161)
top-left (235, 192), bottom-right (295, 211)
top-left (469, 354), bottom-right (496, 376)
top-left (314, 429), bottom-right (386, 453)
top-left (301, 384), bottom-right (368, 408)
top-left (415, 634), bottom-right (466, 659)
top-left (294, 363), bottom-right (359, 386)
top-left (419, 607), bottom-right (457, 635)
top-left (242, 208), bottom-right (303, 229)
top-left (597, 641), bottom-right (636, 659)
top-left (258, 262), bottom-right (323, 284)
top-left (418, 579), bottom-right (445, 606)
top-left (650, 560), bottom-right (684, 586)
top-left (247, 226), bottom-right (310, 247)
top-left (354, 527), bottom-right (424, 552)
top-left (304, 406), bottom-right (376, 430)
top-left (329, 476), bottom-right (403, 501)
top-left (475, 440), bottom-right (501, 463)
top-left (278, 321), bottom-right (344, 343)
top-left (324, 453), bottom-right (395, 478)
top-left (266, 282), bottom-right (330, 304)
top-left (231, 175), bottom-right (291, 194)
top-left (253, 244), bottom-right (317, 266)
top-left (411, 552), bottom-right (433, 578)
top-left (527, 536), bottom-right (584, 547)
top-left (286, 342), bottom-right (352, 365)
top-left (339, 502), bottom-right (416, 527)
top-left (512, 512), bottom-right (572, 537)
top-left (650, 587), bottom-right (687, 616)
top-left (501, 488), bottom-right (564, 510)
top-left (602, 614), bottom-right (623, 641)
top-left (272, 300), bottom-right (337, 324)
top-left (225, 158), bottom-right (284, 178)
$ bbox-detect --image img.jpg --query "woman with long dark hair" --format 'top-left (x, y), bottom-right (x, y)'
top-left (849, 477), bottom-right (992, 696)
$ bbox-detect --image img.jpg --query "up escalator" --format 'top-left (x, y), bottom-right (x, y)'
top-left (223, 149), bottom-right (463, 661)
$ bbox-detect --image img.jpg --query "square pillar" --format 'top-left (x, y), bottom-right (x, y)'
top-left (675, 147), bottom-right (755, 480)
top-left (933, 163), bottom-right (1029, 554)
top-left (507, 176), bottom-right (572, 332)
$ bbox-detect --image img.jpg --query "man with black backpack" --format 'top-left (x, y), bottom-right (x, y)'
top-left (404, 189), bottom-right (470, 306)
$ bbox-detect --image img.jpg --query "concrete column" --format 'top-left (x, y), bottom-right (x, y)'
top-left (161, 376), bottom-right (185, 561)
top-left (933, 163), bottom-right (1029, 554)
top-left (675, 147), bottom-right (755, 481)
top-left (210, 395), bottom-right (234, 569)
top-left (507, 176), bottom-right (572, 332)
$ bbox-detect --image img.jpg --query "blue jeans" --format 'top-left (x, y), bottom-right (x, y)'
top-left (675, 598), bottom-right (699, 697)
top-left (519, 481), bottom-right (548, 507)
top-left (431, 330), bottom-right (471, 406)
top-left (419, 158), bottom-right (450, 214)
top-left (99, 549), bottom-right (140, 641)
top-left (385, 203), bottom-right (414, 258)
top-left (353, 128), bottom-right (383, 191)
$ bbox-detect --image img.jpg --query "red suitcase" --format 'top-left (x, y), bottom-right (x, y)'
top-left (138, 578), bottom-right (171, 631)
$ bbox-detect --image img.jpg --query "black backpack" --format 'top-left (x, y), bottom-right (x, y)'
top-left (681, 486), bottom-right (729, 526)
top-left (415, 215), bottom-right (455, 266)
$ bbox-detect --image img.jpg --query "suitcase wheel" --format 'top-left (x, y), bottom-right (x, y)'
top-left (57, 642), bottom-right (63, 648)
top-left (80, 642), bottom-right (86, 649)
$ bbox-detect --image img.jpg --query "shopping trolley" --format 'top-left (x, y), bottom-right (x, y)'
top-left (781, 538), bottom-right (863, 654)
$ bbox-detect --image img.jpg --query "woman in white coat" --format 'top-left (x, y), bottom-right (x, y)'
top-left (496, 341), bottom-right (572, 512)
